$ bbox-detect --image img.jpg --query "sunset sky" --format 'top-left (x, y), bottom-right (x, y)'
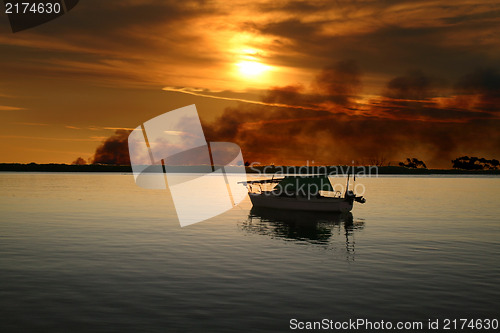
top-left (0, 0), bottom-right (499, 167)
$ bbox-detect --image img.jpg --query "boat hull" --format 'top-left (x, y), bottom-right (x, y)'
top-left (249, 193), bottom-right (353, 212)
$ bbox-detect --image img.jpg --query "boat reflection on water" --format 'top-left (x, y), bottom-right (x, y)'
top-left (240, 207), bottom-right (365, 259)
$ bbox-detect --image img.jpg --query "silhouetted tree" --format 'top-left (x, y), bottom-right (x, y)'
top-left (399, 157), bottom-right (427, 169)
top-left (367, 156), bottom-right (387, 166)
top-left (452, 156), bottom-right (499, 170)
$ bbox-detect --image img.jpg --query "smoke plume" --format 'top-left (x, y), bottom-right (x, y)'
top-left (92, 129), bottom-right (131, 165)
top-left (202, 62), bottom-right (500, 168)
top-left (92, 62), bottom-right (500, 168)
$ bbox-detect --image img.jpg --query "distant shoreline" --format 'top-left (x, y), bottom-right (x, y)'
top-left (1, 163), bottom-right (499, 175)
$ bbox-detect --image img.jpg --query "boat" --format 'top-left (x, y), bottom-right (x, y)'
top-left (240, 175), bottom-right (365, 212)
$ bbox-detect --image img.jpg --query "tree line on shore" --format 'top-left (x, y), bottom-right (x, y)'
top-left (397, 156), bottom-right (499, 170)
top-left (69, 154), bottom-right (500, 171)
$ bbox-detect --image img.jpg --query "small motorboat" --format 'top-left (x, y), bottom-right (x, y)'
top-left (240, 174), bottom-right (365, 212)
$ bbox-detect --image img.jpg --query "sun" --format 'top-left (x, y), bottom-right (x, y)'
top-left (236, 60), bottom-right (269, 78)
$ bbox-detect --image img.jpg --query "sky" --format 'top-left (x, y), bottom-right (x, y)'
top-left (0, 0), bottom-right (499, 167)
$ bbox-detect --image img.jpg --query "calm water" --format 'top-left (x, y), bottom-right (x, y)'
top-left (1, 173), bottom-right (499, 332)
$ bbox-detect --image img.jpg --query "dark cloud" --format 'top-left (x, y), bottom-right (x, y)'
top-left (260, 0), bottom-right (329, 14)
top-left (314, 60), bottom-right (362, 107)
top-left (259, 19), bottom-right (322, 42)
top-left (39, 0), bottom-right (214, 35)
top-left (261, 85), bottom-right (305, 106)
top-left (456, 68), bottom-right (500, 95)
top-left (454, 68), bottom-right (500, 112)
top-left (442, 9), bottom-right (500, 25)
top-left (372, 100), bottom-right (492, 121)
top-left (383, 70), bottom-right (442, 100)
top-left (0, 0), bottom-right (222, 86)
top-left (243, 2), bottom-right (500, 89)
top-left (374, 69), bottom-right (500, 122)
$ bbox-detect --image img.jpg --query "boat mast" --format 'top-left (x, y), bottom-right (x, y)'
top-left (346, 171), bottom-right (350, 195)
top-left (345, 163), bottom-right (355, 196)
top-left (353, 162), bottom-right (356, 187)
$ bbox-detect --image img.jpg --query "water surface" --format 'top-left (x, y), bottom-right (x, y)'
top-left (1, 173), bottom-right (499, 332)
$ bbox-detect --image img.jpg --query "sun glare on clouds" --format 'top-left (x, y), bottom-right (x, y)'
top-left (236, 60), bottom-right (269, 77)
